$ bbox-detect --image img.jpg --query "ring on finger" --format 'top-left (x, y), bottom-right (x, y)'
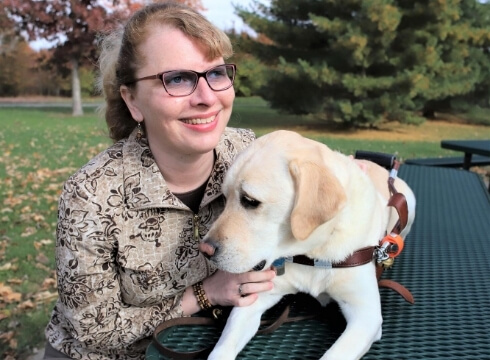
top-left (238, 284), bottom-right (244, 296)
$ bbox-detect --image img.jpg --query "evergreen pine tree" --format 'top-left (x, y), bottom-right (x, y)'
top-left (236, 0), bottom-right (490, 126)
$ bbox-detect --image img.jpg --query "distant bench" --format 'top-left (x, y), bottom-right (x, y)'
top-left (404, 154), bottom-right (490, 168)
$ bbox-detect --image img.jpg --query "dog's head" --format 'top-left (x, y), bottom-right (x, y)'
top-left (199, 130), bottom-right (347, 273)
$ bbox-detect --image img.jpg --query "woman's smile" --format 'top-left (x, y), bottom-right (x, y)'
top-left (181, 116), bottom-right (214, 125)
top-left (180, 110), bottom-right (220, 133)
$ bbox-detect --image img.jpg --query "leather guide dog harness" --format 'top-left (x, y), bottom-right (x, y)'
top-left (273, 160), bottom-right (414, 304)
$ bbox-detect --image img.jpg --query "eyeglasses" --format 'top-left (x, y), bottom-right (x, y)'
top-left (127, 64), bottom-right (236, 97)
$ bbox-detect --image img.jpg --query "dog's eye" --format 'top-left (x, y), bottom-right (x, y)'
top-left (240, 195), bottom-right (261, 209)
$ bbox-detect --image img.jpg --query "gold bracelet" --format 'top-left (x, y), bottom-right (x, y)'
top-left (192, 281), bottom-right (213, 310)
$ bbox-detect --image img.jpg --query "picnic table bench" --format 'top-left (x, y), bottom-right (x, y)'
top-left (147, 164), bottom-right (490, 360)
top-left (405, 139), bottom-right (490, 169)
top-left (404, 154), bottom-right (490, 168)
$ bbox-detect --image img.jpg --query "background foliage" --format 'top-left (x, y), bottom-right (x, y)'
top-left (1, 0), bottom-right (489, 127)
top-left (233, 0), bottom-right (490, 127)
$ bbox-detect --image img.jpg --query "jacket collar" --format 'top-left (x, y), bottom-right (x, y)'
top-left (122, 128), bottom-right (237, 211)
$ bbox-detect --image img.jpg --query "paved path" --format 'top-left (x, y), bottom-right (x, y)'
top-left (27, 349), bottom-right (44, 360)
top-left (0, 102), bottom-right (101, 108)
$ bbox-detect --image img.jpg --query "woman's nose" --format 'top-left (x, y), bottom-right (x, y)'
top-left (191, 77), bottom-right (218, 105)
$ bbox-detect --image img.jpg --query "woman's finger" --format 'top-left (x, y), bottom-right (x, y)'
top-left (238, 280), bottom-right (274, 297)
top-left (236, 293), bottom-right (258, 307)
top-left (239, 268), bottom-right (276, 284)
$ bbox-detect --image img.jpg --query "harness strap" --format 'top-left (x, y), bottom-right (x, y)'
top-left (387, 160), bottom-right (409, 235)
top-left (378, 159), bottom-right (414, 304)
top-left (378, 279), bottom-right (415, 304)
top-left (292, 246), bottom-right (375, 268)
top-left (152, 297), bottom-right (316, 359)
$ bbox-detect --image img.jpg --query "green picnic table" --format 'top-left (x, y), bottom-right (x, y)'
top-left (147, 164), bottom-right (490, 360)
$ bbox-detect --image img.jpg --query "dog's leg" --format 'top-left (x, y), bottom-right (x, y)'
top-left (208, 293), bottom-right (283, 360)
top-left (321, 270), bottom-right (382, 360)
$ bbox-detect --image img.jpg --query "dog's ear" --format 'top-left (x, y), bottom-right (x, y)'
top-left (289, 159), bottom-right (346, 240)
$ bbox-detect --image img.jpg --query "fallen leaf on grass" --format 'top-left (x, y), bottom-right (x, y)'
top-left (35, 263), bottom-right (51, 272)
top-left (0, 283), bottom-right (22, 303)
top-left (0, 262), bottom-right (18, 271)
top-left (0, 262), bottom-right (14, 271)
top-left (0, 237), bottom-right (8, 260)
top-left (9, 338), bottom-right (17, 349)
top-left (17, 300), bottom-right (35, 310)
top-left (21, 226), bottom-right (37, 237)
top-left (35, 252), bottom-right (50, 265)
top-left (6, 278), bottom-right (23, 285)
top-left (33, 239), bottom-right (53, 250)
top-left (0, 330), bottom-right (14, 342)
top-left (0, 310), bottom-right (10, 321)
top-left (41, 277), bottom-right (57, 290)
top-left (2, 196), bottom-right (23, 207)
top-left (20, 205), bottom-right (32, 213)
top-left (33, 214), bottom-right (46, 222)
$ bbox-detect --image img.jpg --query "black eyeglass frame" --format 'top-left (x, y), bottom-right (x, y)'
top-left (126, 63), bottom-right (236, 97)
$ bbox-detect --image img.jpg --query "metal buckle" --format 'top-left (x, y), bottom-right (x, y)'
top-left (375, 242), bottom-right (390, 264)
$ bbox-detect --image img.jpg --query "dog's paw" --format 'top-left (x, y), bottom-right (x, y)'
top-left (208, 348), bottom-right (236, 360)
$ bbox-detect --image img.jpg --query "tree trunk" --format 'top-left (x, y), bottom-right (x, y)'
top-left (71, 57), bottom-right (83, 116)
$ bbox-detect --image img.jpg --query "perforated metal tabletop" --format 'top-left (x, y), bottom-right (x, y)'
top-left (147, 165), bottom-right (490, 360)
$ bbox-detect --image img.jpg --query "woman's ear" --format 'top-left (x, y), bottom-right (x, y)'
top-left (120, 85), bottom-right (144, 122)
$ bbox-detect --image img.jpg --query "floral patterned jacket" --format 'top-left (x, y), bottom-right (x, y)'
top-left (45, 127), bottom-right (256, 359)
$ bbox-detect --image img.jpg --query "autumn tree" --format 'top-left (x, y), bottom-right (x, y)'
top-left (236, 0), bottom-right (490, 127)
top-left (0, 8), bottom-right (24, 96)
top-left (0, 41), bottom-right (39, 96)
top-left (2, 0), bottom-right (206, 115)
top-left (1, 0), bottom-right (137, 115)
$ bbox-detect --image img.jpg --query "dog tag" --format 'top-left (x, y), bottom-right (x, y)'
top-left (272, 258), bottom-right (286, 276)
top-left (382, 257), bottom-right (395, 269)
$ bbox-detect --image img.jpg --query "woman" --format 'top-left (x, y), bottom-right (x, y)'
top-left (44, 2), bottom-right (275, 359)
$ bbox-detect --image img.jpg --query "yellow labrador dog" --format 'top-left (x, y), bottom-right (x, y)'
top-left (200, 130), bottom-right (415, 360)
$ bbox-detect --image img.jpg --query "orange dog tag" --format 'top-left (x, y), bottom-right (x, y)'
top-left (381, 233), bottom-right (404, 258)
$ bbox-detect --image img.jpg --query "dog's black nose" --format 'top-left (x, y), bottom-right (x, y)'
top-left (199, 241), bottom-right (219, 259)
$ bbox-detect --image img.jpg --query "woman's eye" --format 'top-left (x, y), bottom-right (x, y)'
top-left (208, 69), bottom-right (226, 79)
top-left (168, 75), bottom-right (182, 84)
top-left (240, 195), bottom-right (261, 209)
top-left (164, 71), bottom-right (194, 85)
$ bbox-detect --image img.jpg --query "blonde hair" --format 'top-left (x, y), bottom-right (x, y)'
top-left (96, 1), bottom-right (233, 142)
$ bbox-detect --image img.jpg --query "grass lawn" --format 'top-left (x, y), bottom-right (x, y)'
top-left (0, 97), bottom-right (489, 358)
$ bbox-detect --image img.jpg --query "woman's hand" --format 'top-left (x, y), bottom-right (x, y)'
top-left (203, 269), bottom-right (276, 307)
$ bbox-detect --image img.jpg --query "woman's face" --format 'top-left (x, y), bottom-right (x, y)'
top-left (121, 25), bottom-right (235, 158)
